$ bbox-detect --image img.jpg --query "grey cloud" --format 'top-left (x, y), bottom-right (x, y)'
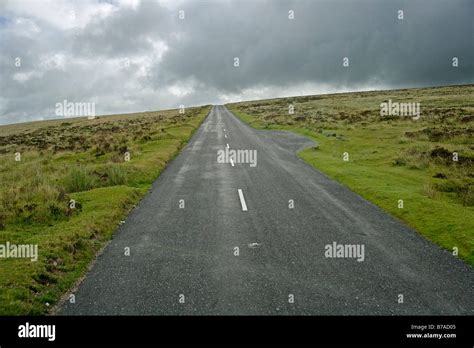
top-left (71, 1), bottom-right (173, 57)
top-left (156, 0), bottom-right (473, 91)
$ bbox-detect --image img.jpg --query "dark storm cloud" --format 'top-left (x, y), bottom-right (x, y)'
top-left (0, 0), bottom-right (472, 124)
top-left (155, 0), bottom-right (473, 91)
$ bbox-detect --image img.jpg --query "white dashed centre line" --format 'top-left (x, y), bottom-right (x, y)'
top-left (226, 143), bottom-right (229, 149)
top-left (230, 158), bottom-right (235, 167)
top-left (238, 189), bottom-right (248, 211)
top-left (224, 134), bottom-right (227, 138)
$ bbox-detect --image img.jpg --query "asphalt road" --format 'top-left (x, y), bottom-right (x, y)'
top-left (60, 105), bottom-right (473, 315)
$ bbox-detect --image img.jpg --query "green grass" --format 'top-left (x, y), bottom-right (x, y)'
top-left (0, 105), bottom-right (211, 314)
top-left (227, 84), bottom-right (474, 266)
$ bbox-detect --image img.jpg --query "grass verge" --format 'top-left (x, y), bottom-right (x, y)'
top-left (0, 105), bottom-right (211, 314)
top-left (227, 85), bottom-right (473, 266)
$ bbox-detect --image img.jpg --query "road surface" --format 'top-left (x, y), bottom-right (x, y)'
top-left (60, 105), bottom-right (474, 315)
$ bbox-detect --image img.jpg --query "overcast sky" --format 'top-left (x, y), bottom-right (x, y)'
top-left (0, 0), bottom-right (472, 125)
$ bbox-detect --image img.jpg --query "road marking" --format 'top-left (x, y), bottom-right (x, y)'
top-left (230, 158), bottom-right (235, 167)
top-left (224, 134), bottom-right (227, 138)
top-left (226, 143), bottom-right (229, 149)
top-left (238, 189), bottom-right (248, 211)
top-left (223, 128), bottom-right (226, 131)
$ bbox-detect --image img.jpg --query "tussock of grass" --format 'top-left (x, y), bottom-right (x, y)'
top-left (63, 166), bottom-right (97, 193)
top-left (103, 165), bottom-right (128, 186)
